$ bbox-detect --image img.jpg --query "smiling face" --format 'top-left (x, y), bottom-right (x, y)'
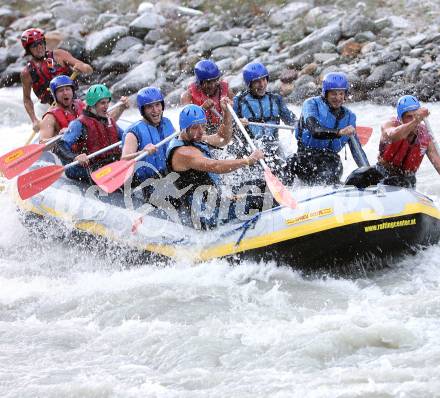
top-left (55, 86), bottom-right (74, 108)
top-left (142, 102), bottom-right (163, 126)
top-left (249, 77), bottom-right (268, 97)
top-left (326, 89), bottom-right (346, 109)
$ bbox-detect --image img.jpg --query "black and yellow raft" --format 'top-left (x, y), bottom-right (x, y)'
top-left (10, 153), bottom-right (440, 271)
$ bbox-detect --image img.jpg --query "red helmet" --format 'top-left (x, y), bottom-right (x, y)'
top-left (21, 28), bottom-right (45, 50)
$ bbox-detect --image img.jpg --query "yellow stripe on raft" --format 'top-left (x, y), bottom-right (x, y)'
top-left (13, 191), bottom-right (440, 262)
top-left (194, 203), bottom-right (440, 261)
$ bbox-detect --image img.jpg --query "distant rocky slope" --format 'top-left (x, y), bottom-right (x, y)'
top-left (1, 0), bottom-right (440, 106)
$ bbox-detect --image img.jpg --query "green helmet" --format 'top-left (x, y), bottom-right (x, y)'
top-left (85, 84), bottom-right (112, 106)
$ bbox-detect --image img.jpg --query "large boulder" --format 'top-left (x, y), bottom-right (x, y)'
top-left (129, 12), bottom-right (166, 38)
top-left (93, 44), bottom-right (143, 74)
top-left (194, 31), bottom-right (235, 52)
top-left (341, 15), bottom-right (376, 38)
top-left (290, 22), bottom-right (341, 57)
top-left (110, 61), bottom-right (157, 96)
top-left (365, 62), bottom-right (401, 88)
top-left (85, 26), bottom-right (129, 58)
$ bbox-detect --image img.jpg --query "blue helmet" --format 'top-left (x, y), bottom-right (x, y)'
top-left (137, 87), bottom-right (164, 117)
top-left (397, 95), bottom-right (420, 120)
top-left (322, 72), bottom-right (349, 96)
top-left (49, 75), bottom-right (75, 99)
top-left (242, 62), bottom-right (269, 86)
top-left (179, 104), bottom-right (207, 130)
top-left (194, 59), bottom-right (221, 84)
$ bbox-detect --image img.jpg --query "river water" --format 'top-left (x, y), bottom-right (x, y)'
top-left (1, 87), bottom-right (440, 397)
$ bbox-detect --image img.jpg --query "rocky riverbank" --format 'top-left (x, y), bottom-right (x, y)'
top-left (1, 0), bottom-right (440, 107)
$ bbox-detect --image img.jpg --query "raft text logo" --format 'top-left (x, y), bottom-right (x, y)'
top-left (364, 218), bottom-right (416, 232)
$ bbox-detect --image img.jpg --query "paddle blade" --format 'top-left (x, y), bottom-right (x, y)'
top-left (91, 160), bottom-right (135, 193)
top-left (356, 126), bottom-right (373, 146)
top-left (263, 167), bottom-right (297, 209)
top-left (0, 144), bottom-right (45, 179)
top-left (17, 165), bottom-right (64, 200)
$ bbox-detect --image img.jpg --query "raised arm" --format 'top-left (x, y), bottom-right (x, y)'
top-left (54, 49), bottom-right (93, 75)
top-left (108, 96), bottom-right (130, 121)
top-left (381, 108), bottom-right (429, 143)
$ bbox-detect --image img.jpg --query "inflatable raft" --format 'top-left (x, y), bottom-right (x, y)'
top-left (10, 151), bottom-right (440, 272)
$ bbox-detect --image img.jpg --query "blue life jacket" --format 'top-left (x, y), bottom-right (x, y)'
top-left (233, 91), bottom-right (284, 139)
top-left (166, 138), bottom-right (220, 187)
top-left (123, 117), bottom-right (175, 181)
top-left (296, 96), bottom-right (355, 153)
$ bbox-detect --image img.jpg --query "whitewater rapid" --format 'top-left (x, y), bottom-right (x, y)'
top-left (1, 87), bottom-right (440, 397)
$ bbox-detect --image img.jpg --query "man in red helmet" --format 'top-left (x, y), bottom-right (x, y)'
top-left (20, 28), bottom-right (93, 132)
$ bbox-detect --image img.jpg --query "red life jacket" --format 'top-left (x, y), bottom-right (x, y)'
top-left (73, 114), bottom-right (121, 164)
top-left (188, 81), bottom-right (229, 125)
top-left (44, 99), bottom-right (85, 131)
top-left (26, 51), bottom-right (71, 104)
top-left (379, 118), bottom-right (431, 174)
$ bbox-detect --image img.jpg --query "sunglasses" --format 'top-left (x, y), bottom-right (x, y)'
top-left (29, 40), bottom-right (44, 49)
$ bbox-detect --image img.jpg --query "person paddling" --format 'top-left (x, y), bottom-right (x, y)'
top-left (291, 72), bottom-right (368, 185)
top-left (20, 28), bottom-right (93, 132)
top-left (166, 102), bottom-right (265, 229)
top-left (181, 59), bottom-right (234, 134)
top-left (346, 95), bottom-right (440, 188)
top-left (57, 84), bottom-right (126, 183)
top-left (233, 62), bottom-right (297, 172)
top-left (121, 87), bottom-right (175, 194)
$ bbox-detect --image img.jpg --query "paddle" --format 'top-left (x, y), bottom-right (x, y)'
top-left (349, 135), bottom-right (369, 167)
top-left (247, 122), bottom-right (373, 146)
top-left (17, 141), bottom-right (121, 200)
top-left (0, 134), bottom-right (63, 179)
top-left (226, 103), bottom-right (297, 209)
top-left (91, 131), bottom-right (180, 194)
